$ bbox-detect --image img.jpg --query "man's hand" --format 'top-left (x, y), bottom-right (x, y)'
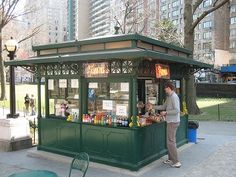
top-left (160, 111), bottom-right (167, 116)
top-left (146, 103), bottom-right (153, 111)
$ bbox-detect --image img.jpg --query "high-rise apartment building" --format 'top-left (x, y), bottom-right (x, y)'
top-left (67, 0), bottom-right (78, 40)
top-left (25, 0), bottom-right (67, 45)
top-left (229, 0), bottom-right (236, 65)
top-left (159, 0), bottom-right (230, 67)
top-left (67, 0), bottom-right (89, 40)
top-left (89, 0), bottom-right (111, 37)
top-left (87, 0), bottom-right (159, 37)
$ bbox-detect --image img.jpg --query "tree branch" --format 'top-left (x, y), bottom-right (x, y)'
top-left (18, 25), bottom-right (42, 43)
top-left (191, 0), bottom-right (229, 31)
top-left (193, 0), bottom-right (204, 13)
top-left (114, 16), bottom-right (124, 34)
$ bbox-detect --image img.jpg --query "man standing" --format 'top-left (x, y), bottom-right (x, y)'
top-left (147, 81), bottom-right (181, 168)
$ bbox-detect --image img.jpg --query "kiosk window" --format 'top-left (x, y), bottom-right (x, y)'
top-left (87, 82), bottom-right (129, 120)
top-left (48, 79), bottom-right (79, 117)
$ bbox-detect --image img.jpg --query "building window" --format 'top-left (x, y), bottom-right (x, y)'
top-left (197, 23), bottom-right (201, 29)
top-left (172, 0), bottom-right (179, 8)
top-left (230, 41), bottom-right (236, 48)
top-left (172, 19), bottom-right (178, 25)
top-left (230, 29), bottom-right (236, 37)
top-left (172, 10), bottom-right (179, 17)
top-left (203, 31), bottom-right (212, 39)
top-left (198, 43), bottom-right (201, 50)
top-left (203, 21), bottom-right (212, 28)
top-left (161, 14), bottom-right (167, 19)
top-left (203, 0), bottom-right (212, 8)
top-left (203, 42), bottom-right (212, 51)
top-left (230, 5), bottom-right (236, 13)
top-left (230, 17), bottom-right (236, 24)
top-left (161, 5), bottom-right (167, 11)
top-left (195, 33), bottom-right (200, 39)
top-left (203, 53), bottom-right (212, 59)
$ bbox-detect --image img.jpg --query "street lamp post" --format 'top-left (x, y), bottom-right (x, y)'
top-left (5, 37), bottom-right (19, 118)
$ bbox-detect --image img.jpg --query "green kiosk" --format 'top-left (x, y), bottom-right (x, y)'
top-left (5, 33), bottom-right (211, 170)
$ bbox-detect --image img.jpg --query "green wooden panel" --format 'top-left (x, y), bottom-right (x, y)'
top-left (136, 122), bottom-right (166, 160)
top-left (177, 115), bottom-right (188, 146)
top-left (38, 116), bottom-right (187, 171)
top-left (82, 124), bottom-right (132, 161)
top-left (40, 119), bottom-right (81, 153)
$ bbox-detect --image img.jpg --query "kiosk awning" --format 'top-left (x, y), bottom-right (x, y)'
top-left (4, 48), bottom-right (212, 69)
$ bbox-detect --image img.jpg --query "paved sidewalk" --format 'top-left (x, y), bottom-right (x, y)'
top-left (1, 121), bottom-right (236, 177)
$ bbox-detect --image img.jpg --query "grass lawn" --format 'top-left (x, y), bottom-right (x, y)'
top-left (189, 98), bottom-right (236, 121)
top-left (1, 84), bottom-right (236, 121)
top-left (0, 84), bottom-right (45, 113)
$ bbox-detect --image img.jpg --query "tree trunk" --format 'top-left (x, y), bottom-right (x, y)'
top-left (185, 74), bottom-right (201, 114)
top-left (0, 30), bottom-right (6, 100)
top-left (184, 0), bottom-right (201, 114)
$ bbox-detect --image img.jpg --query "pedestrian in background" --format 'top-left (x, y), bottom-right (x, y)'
top-left (147, 81), bottom-right (181, 168)
top-left (24, 93), bottom-right (30, 115)
top-left (30, 94), bottom-right (36, 116)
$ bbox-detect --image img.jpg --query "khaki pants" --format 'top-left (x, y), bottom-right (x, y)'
top-left (167, 122), bottom-right (180, 164)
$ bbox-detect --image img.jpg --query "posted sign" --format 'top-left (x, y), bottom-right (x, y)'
top-left (155, 64), bottom-right (170, 79)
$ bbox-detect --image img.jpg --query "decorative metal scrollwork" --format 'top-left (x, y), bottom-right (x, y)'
top-left (111, 61), bottom-right (122, 73)
top-left (138, 60), bottom-right (155, 76)
top-left (61, 64), bottom-right (70, 75)
top-left (39, 65), bottom-right (46, 76)
top-left (46, 65), bottom-right (54, 75)
top-left (122, 60), bottom-right (133, 74)
top-left (70, 63), bottom-right (80, 75)
top-left (54, 64), bottom-right (61, 75)
top-left (34, 63), bottom-right (81, 76)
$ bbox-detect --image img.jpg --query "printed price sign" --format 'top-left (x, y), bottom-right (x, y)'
top-left (116, 105), bottom-right (127, 116)
top-left (71, 79), bottom-right (79, 88)
top-left (102, 100), bottom-right (113, 110)
top-left (48, 79), bottom-right (54, 90)
top-left (59, 79), bottom-right (67, 88)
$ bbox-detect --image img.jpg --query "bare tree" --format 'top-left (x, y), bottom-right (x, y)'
top-left (0, 0), bottom-right (39, 100)
top-left (184, 0), bottom-right (230, 114)
top-left (156, 18), bottom-right (184, 47)
top-left (114, 0), bottom-right (150, 34)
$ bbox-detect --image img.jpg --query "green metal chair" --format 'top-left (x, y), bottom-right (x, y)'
top-left (68, 152), bottom-right (89, 177)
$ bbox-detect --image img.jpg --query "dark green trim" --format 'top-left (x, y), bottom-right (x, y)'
top-left (131, 77), bottom-right (137, 127)
top-left (79, 76), bottom-right (83, 123)
top-left (45, 78), bottom-right (49, 116)
top-left (37, 77), bottom-right (42, 118)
